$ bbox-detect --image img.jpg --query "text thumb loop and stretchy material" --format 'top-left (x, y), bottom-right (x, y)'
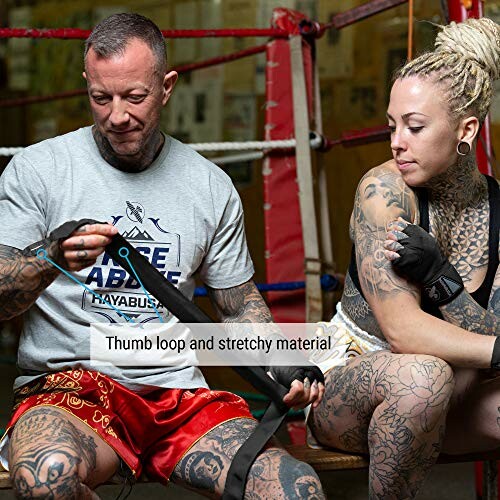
top-left (27, 218), bottom-right (290, 500)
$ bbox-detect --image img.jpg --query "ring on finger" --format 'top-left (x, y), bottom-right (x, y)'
top-left (76, 250), bottom-right (89, 260)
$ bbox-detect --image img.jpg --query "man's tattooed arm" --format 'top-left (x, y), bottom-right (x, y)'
top-left (0, 243), bottom-right (60, 321)
top-left (207, 280), bottom-right (273, 323)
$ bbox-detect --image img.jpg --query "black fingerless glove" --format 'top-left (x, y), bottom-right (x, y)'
top-left (267, 365), bottom-right (324, 389)
top-left (392, 224), bottom-right (464, 306)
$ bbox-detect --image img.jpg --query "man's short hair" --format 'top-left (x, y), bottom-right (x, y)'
top-left (84, 13), bottom-right (167, 75)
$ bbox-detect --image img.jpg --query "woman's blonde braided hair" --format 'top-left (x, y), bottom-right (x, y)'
top-left (395, 18), bottom-right (500, 123)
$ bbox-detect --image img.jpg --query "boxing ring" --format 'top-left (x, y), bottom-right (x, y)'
top-left (0, 0), bottom-right (497, 496)
top-left (0, 0), bottom-right (495, 328)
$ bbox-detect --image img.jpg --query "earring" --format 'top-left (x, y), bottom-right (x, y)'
top-left (457, 141), bottom-right (471, 156)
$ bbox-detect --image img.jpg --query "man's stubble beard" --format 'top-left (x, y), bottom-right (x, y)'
top-left (92, 126), bottom-right (164, 173)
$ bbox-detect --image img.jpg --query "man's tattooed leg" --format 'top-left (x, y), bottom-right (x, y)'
top-left (310, 351), bottom-right (455, 500)
top-left (172, 418), bottom-right (325, 499)
top-left (9, 406), bottom-right (119, 499)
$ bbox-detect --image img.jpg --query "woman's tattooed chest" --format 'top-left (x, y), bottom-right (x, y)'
top-left (430, 199), bottom-right (490, 286)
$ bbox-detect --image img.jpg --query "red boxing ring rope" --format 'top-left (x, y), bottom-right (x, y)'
top-left (0, 44), bottom-right (267, 108)
top-left (0, 27), bottom-right (288, 40)
top-left (173, 44), bottom-right (266, 73)
top-left (317, 0), bottom-right (409, 34)
top-left (0, 0), bottom-right (410, 41)
top-left (0, 89), bottom-right (86, 108)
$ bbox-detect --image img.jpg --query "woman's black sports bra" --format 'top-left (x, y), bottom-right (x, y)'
top-left (348, 174), bottom-right (499, 318)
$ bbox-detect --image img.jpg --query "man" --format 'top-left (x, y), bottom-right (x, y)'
top-left (0, 13), bottom-right (325, 499)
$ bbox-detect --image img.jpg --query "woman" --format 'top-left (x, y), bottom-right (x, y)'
top-left (308, 17), bottom-right (499, 499)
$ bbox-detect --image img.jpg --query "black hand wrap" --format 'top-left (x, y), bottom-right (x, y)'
top-left (267, 365), bottom-right (324, 388)
top-left (392, 224), bottom-right (464, 306)
top-left (23, 218), bottom-right (100, 257)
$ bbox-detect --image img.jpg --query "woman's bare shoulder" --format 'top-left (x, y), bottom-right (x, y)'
top-left (360, 159), bottom-right (402, 182)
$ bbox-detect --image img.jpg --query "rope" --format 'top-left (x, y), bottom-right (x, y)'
top-left (212, 151), bottom-right (264, 165)
top-left (174, 44), bottom-right (266, 74)
top-left (0, 1), bottom-right (409, 44)
top-left (0, 147), bottom-right (24, 156)
top-left (0, 89), bottom-right (87, 108)
top-left (0, 27), bottom-right (288, 40)
top-left (0, 44), bottom-right (267, 109)
top-left (190, 139), bottom-right (297, 152)
top-left (318, 0), bottom-right (409, 35)
top-left (194, 274), bottom-right (341, 297)
top-left (190, 135), bottom-right (324, 152)
top-left (0, 136), bottom-right (324, 157)
top-left (0, 2), bottom-right (410, 108)
top-left (0, 128), bottom-right (392, 157)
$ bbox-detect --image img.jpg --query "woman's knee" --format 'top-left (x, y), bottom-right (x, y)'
top-left (373, 354), bottom-right (455, 434)
top-left (325, 351), bottom-right (455, 410)
top-left (393, 354), bottom-right (455, 403)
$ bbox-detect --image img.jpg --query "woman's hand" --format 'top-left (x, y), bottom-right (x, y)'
top-left (383, 217), bottom-right (463, 305)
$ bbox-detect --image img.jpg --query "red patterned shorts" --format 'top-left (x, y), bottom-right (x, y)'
top-left (6, 370), bottom-right (254, 482)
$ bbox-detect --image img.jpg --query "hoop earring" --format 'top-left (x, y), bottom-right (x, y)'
top-left (457, 141), bottom-right (471, 156)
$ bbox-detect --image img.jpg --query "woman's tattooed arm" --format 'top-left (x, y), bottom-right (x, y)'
top-left (353, 165), bottom-right (419, 304)
top-left (440, 289), bottom-right (499, 336)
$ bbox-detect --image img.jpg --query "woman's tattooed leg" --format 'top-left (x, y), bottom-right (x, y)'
top-left (310, 351), bottom-right (455, 500)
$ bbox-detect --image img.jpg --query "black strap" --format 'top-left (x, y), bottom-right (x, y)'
top-left (36, 219), bottom-right (289, 500)
top-left (223, 398), bottom-right (287, 498)
top-left (475, 175), bottom-right (500, 308)
top-left (491, 336), bottom-right (500, 370)
top-left (416, 188), bottom-right (444, 318)
top-left (23, 218), bottom-right (99, 256)
top-left (417, 186), bottom-right (430, 232)
top-left (419, 176), bottom-right (499, 310)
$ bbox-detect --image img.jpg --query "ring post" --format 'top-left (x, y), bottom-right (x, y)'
top-left (263, 8), bottom-right (321, 322)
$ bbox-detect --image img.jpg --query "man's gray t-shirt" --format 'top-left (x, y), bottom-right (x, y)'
top-left (0, 127), bottom-right (254, 393)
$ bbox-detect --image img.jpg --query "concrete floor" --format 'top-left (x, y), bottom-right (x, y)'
top-left (0, 362), bottom-right (479, 499)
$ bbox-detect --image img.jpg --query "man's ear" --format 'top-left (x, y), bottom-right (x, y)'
top-left (162, 71), bottom-right (178, 106)
top-left (458, 115), bottom-right (480, 144)
top-left (83, 71), bottom-right (87, 81)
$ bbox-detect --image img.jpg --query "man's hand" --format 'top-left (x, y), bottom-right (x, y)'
top-left (267, 366), bottom-right (325, 409)
top-left (55, 223), bottom-right (118, 271)
top-left (208, 281), bottom-right (325, 409)
top-left (383, 217), bottom-right (464, 305)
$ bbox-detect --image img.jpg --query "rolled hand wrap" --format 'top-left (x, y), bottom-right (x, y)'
top-left (392, 224), bottom-right (464, 306)
top-left (267, 365), bottom-right (325, 389)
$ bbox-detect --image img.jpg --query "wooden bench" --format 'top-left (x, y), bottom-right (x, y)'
top-left (1, 446), bottom-right (498, 498)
